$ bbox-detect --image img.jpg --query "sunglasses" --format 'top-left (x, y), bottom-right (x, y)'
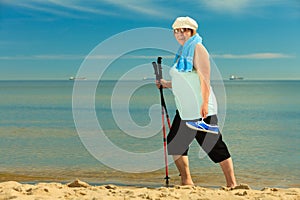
top-left (173, 28), bottom-right (191, 34)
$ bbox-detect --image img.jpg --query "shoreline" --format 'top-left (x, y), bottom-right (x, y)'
top-left (1, 171), bottom-right (299, 190)
top-left (0, 179), bottom-right (299, 200)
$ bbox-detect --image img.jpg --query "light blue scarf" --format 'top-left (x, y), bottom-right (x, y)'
top-left (174, 33), bottom-right (202, 72)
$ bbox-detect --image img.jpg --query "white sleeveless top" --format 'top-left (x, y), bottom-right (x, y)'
top-left (170, 66), bottom-right (218, 120)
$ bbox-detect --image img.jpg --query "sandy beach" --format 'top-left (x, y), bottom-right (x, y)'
top-left (0, 179), bottom-right (299, 200)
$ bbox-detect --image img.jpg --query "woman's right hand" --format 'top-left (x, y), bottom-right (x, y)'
top-left (156, 79), bottom-right (171, 89)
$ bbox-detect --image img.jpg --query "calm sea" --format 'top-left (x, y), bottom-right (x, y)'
top-left (0, 80), bottom-right (299, 188)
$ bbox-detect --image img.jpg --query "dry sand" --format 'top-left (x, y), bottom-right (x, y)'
top-left (0, 179), bottom-right (299, 200)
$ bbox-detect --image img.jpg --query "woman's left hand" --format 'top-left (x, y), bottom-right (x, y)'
top-left (200, 103), bottom-right (208, 118)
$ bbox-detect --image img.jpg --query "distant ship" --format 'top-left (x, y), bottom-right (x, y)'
top-left (69, 76), bottom-right (87, 80)
top-left (142, 77), bottom-right (156, 81)
top-left (229, 75), bottom-right (244, 80)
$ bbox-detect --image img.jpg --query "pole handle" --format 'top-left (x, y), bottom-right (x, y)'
top-left (157, 57), bottom-right (163, 80)
top-left (152, 57), bottom-right (163, 82)
top-left (152, 62), bottom-right (160, 82)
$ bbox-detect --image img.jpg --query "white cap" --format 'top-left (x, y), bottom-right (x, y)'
top-left (172, 16), bottom-right (198, 30)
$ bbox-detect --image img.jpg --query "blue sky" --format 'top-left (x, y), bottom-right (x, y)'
top-left (0, 0), bottom-right (299, 80)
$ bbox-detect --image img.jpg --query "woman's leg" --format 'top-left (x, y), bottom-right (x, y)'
top-left (219, 157), bottom-right (237, 187)
top-left (167, 111), bottom-right (196, 185)
top-left (173, 155), bottom-right (194, 185)
top-left (195, 115), bottom-right (237, 187)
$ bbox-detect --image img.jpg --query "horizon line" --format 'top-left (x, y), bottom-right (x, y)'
top-left (0, 78), bottom-right (300, 81)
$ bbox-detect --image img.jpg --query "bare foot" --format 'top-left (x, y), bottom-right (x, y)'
top-left (232, 184), bottom-right (251, 190)
top-left (181, 180), bottom-right (194, 186)
top-left (221, 184), bottom-right (251, 191)
top-left (227, 184), bottom-right (237, 188)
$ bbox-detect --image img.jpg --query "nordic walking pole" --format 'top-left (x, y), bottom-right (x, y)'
top-left (157, 57), bottom-right (171, 129)
top-left (152, 57), bottom-right (170, 186)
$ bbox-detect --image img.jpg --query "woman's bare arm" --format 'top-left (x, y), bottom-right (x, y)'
top-left (193, 43), bottom-right (210, 118)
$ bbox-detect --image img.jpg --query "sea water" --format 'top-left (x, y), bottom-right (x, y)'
top-left (0, 80), bottom-right (299, 188)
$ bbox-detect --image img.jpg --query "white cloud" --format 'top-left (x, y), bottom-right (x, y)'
top-left (94, 0), bottom-right (173, 19)
top-left (201, 0), bottom-right (250, 13)
top-left (0, 54), bottom-right (170, 60)
top-left (1, 0), bottom-right (296, 19)
top-left (0, 53), bottom-right (294, 61)
top-left (47, 0), bottom-right (117, 16)
top-left (0, 54), bottom-right (84, 60)
top-left (1, 0), bottom-right (118, 18)
top-left (194, 0), bottom-right (297, 16)
top-left (212, 53), bottom-right (295, 59)
top-left (1, 0), bottom-right (173, 19)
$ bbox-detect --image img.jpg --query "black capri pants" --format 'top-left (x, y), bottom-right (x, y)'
top-left (167, 110), bottom-right (231, 163)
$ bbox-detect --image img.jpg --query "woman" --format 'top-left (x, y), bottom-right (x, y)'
top-left (158, 16), bottom-right (237, 187)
